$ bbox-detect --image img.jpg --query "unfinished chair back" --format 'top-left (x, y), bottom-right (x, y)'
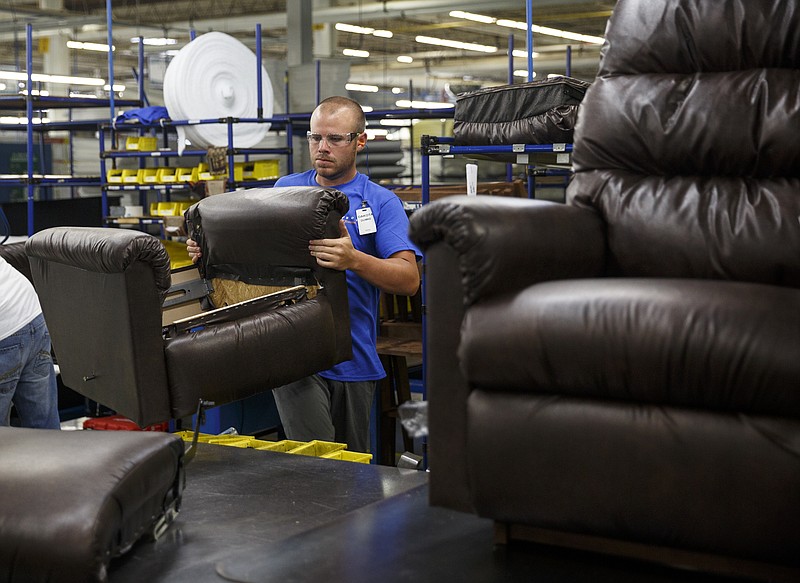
top-left (26, 186), bottom-right (351, 428)
top-left (168, 186), bottom-right (352, 418)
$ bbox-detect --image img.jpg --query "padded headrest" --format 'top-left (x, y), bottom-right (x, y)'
top-left (597, 0), bottom-right (800, 75)
top-left (185, 186), bottom-right (349, 285)
top-left (567, 0), bottom-right (800, 287)
top-left (25, 227), bottom-right (172, 299)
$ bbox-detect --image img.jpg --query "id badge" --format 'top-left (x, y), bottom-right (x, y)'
top-left (356, 206), bottom-right (377, 235)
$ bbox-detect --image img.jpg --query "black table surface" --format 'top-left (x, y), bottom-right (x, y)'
top-left (110, 443), bottom-right (749, 583)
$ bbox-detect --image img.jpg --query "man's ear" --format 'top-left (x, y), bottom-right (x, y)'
top-left (356, 132), bottom-right (367, 151)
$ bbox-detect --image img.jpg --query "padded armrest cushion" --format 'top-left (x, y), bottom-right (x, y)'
top-left (26, 227), bottom-right (171, 299)
top-left (0, 428), bottom-right (184, 583)
top-left (185, 186), bottom-right (349, 284)
top-left (409, 196), bottom-right (607, 305)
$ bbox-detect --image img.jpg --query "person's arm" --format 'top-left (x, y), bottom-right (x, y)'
top-left (309, 220), bottom-right (420, 296)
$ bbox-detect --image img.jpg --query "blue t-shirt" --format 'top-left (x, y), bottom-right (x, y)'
top-left (274, 170), bottom-right (421, 381)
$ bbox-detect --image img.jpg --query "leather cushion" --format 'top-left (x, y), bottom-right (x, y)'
top-left (459, 278), bottom-right (800, 417)
top-left (0, 428), bottom-right (184, 583)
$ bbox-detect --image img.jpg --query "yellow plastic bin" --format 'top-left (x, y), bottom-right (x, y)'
top-left (176, 167), bottom-right (197, 183)
top-left (174, 430), bottom-right (217, 443)
top-left (125, 136), bottom-right (158, 151)
top-left (206, 435), bottom-right (255, 448)
top-left (106, 168), bottom-right (124, 183)
top-left (320, 450), bottom-right (373, 464)
top-left (136, 168), bottom-right (158, 184)
top-left (196, 163), bottom-right (225, 181)
top-left (156, 167), bottom-right (178, 183)
top-left (251, 439), bottom-right (306, 452)
top-left (121, 169), bottom-right (139, 184)
top-left (253, 160), bottom-right (280, 180)
top-left (288, 440), bottom-right (347, 457)
top-left (154, 202), bottom-right (179, 216)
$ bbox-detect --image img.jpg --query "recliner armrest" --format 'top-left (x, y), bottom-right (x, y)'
top-left (409, 196), bottom-right (606, 305)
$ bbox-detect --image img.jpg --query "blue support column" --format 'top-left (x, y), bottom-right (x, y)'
top-left (526, 0), bottom-right (534, 81)
top-left (256, 24), bottom-right (263, 118)
top-left (104, 0), bottom-right (115, 221)
top-left (26, 24), bottom-right (34, 237)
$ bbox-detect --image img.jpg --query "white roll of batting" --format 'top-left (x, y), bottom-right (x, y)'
top-left (163, 31), bottom-right (274, 155)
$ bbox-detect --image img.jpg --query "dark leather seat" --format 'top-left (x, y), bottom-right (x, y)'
top-left (25, 185), bottom-right (351, 427)
top-left (0, 427), bottom-right (185, 583)
top-left (409, 0), bottom-right (800, 580)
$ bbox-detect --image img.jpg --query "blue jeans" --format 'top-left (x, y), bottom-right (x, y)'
top-left (0, 313), bottom-right (61, 429)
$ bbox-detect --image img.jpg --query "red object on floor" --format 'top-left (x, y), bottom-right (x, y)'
top-left (83, 415), bottom-right (169, 432)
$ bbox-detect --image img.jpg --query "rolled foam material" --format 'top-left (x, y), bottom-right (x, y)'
top-left (164, 31), bottom-right (274, 155)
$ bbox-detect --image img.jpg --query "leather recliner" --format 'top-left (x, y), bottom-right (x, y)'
top-left (25, 185), bottom-right (352, 427)
top-left (409, 0), bottom-right (800, 580)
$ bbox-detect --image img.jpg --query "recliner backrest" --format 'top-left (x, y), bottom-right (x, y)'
top-left (26, 227), bottom-right (173, 424)
top-left (567, 0), bottom-right (800, 287)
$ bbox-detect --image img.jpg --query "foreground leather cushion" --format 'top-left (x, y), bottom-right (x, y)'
top-left (0, 428), bottom-right (185, 583)
top-left (460, 278), bottom-right (800, 417)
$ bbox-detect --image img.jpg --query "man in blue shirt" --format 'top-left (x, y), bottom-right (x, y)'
top-left (188, 96), bottom-right (420, 453)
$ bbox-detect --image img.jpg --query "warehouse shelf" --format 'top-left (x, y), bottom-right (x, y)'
top-left (419, 134), bottom-right (574, 204)
top-left (0, 21), bottom-right (146, 236)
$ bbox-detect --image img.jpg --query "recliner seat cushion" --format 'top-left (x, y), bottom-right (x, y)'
top-left (0, 428), bottom-right (184, 583)
top-left (459, 278), bottom-right (800, 417)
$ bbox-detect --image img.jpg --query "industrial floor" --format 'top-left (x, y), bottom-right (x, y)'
top-left (108, 443), bottom-right (751, 583)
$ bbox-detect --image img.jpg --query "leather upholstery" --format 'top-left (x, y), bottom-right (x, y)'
top-left (0, 427), bottom-right (184, 583)
top-left (0, 241), bottom-right (33, 282)
top-left (409, 0), bottom-right (800, 574)
top-left (25, 186), bottom-right (351, 427)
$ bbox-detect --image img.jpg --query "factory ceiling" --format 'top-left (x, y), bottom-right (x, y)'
top-left (0, 0), bottom-right (614, 107)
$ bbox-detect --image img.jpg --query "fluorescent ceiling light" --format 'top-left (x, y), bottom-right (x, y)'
top-left (513, 70), bottom-right (538, 78)
top-left (360, 105), bottom-right (373, 112)
top-left (131, 37), bottom-right (177, 46)
top-left (346, 83), bottom-right (379, 92)
top-left (0, 116), bottom-right (51, 124)
top-left (343, 49), bottom-right (370, 58)
top-left (335, 23), bottom-right (374, 35)
top-left (416, 35), bottom-right (497, 53)
top-left (0, 83), bottom-right (6, 90)
top-left (391, 87), bottom-right (405, 94)
top-left (366, 129), bottom-right (389, 138)
top-left (19, 89), bottom-right (49, 96)
top-left (335, 22), bottom-right (393, 39)
top-left (69, 92), bottom-right (98, 99)
top-left (396, 99), bottom-right (454, 109)
top-left (396, 55), bottom-right (414, 64)
top-left (496, 19), bottom-right (605, 44)
top-left (512, 49), bottom-right (540, 58)
top-left (67, 40), bottom-right (114, 52)
top-left (449, 10), bottom-right (497, 24)
top-left (449, 10), bottom-right (605, 45)
top-left (0, 70), bottom-right (107, 87)
top-left (380, 119), bottom-right (412, 126)
top-left (104, 84), bottom-right (126, 92)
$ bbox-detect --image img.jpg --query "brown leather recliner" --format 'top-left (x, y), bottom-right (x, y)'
top-left (25, 185), bottom-right (351, 427)
top-left (409, 0), bottom-right (800, 580)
